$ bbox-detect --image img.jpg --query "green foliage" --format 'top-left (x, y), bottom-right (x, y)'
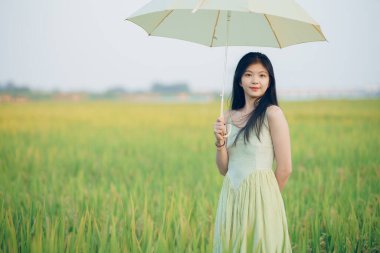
top-left (0, 99), bottom-right (379, 252)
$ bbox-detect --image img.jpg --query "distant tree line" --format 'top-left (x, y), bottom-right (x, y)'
top-left (151, 82), bottom-right (190, 94)
top-left (0, 81), bottom-right (31, 94)
top-left (0, 81), bottom-right (192, 101)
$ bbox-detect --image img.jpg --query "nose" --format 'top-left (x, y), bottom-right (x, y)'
top-left (251, 75), bottom-right (259, 84)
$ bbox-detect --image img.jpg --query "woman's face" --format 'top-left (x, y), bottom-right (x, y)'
top-left (240, 62), bottom-right (270, 99)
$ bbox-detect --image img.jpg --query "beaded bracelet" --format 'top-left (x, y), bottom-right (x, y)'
top-left (215, 140), bottom-right (225, 150)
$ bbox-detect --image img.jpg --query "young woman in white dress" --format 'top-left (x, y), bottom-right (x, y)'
top-left (212, 52), bottom-right (293, 252)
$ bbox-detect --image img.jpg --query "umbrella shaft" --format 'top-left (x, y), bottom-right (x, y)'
top-left (220, 11), bottom-right (231, 118)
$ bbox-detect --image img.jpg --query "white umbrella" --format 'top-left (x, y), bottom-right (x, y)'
top-left (126, 0), bottom-right (327, 136)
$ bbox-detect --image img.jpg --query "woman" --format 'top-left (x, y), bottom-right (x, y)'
top-left (212, 52), bottom-right (293, 252)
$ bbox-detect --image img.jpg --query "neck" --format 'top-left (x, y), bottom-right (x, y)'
top-left (242, 95), bottom-right (257, 114)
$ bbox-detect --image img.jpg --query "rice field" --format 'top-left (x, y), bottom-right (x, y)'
top-left (0, 99), bottom-right (379, 252)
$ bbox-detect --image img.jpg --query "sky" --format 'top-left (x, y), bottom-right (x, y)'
top-left (0, 0), bottom-right (379, 93)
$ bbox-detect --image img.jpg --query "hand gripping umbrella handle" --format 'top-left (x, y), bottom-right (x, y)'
top-left (220, 95), bottom-right (232, 138)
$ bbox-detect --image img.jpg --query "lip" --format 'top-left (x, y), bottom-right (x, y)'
top-left (249, 87), bottom-right (260, 91)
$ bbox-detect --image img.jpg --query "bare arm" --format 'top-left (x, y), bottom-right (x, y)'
top-left (267, 106), bottom-right (292, 192)
top-left (214, 111), bottom-right (230, 176)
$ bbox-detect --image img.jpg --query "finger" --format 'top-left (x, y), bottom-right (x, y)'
top-left (219, 126), bottom-right (226, 132)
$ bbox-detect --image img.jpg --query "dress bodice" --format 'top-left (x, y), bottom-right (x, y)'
top-left (226, 109), bottom-right (275, 189)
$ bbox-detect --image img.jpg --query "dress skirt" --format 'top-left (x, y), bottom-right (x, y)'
top-left (212, 168), bottom-right (292, 253)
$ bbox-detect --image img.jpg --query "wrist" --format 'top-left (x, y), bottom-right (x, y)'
top-left (216, 139), bottom-right (224, 145)
top-left (215, 139), bottom-right (225, 149)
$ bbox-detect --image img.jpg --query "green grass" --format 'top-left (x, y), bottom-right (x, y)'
top-left (0, 99), bottom-right (379, 252)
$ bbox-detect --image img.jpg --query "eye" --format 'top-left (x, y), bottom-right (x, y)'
top-left (260, 74), bottom-right (267, 77)
top-left (244, 73), bottom-right (251, 77)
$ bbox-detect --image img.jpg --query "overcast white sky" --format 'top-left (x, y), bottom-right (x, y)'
top-left (0, 0), bottom-right (379, 93)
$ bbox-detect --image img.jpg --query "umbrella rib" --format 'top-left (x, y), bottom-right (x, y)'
top-left (149, 10), bottom-right (174, 35)
top-left (264, 14), bottom-right (282, 48)
top-left (210, 10), bottom-right (220, 47)
top-left (312, 24), bottom-right (328, 41)
top-left (192, 0), bottom-right (207, 13)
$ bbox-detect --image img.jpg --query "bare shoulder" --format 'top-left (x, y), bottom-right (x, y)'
top-left (266, 105), bottom-right (288, 125)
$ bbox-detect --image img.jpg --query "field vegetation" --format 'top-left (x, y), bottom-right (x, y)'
top-left (0, 99), bottom-right (379, 252)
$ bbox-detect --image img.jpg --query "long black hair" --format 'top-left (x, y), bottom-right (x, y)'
top-left (229, 52), bottom-right (279, 147)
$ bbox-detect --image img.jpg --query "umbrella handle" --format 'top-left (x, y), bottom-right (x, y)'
top-left (222, 123), bottom-right (232, 138)
top-left (220, 95), bottom-right (232, 138)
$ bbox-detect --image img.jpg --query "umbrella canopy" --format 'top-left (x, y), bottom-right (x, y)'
top-left (126, 0), bottom-right (326, 48)
top-left (125, 0), bottom-right (327, 136)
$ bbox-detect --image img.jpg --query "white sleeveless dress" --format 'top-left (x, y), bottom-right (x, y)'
top-left (212, 109), bottom-right (292, 253)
